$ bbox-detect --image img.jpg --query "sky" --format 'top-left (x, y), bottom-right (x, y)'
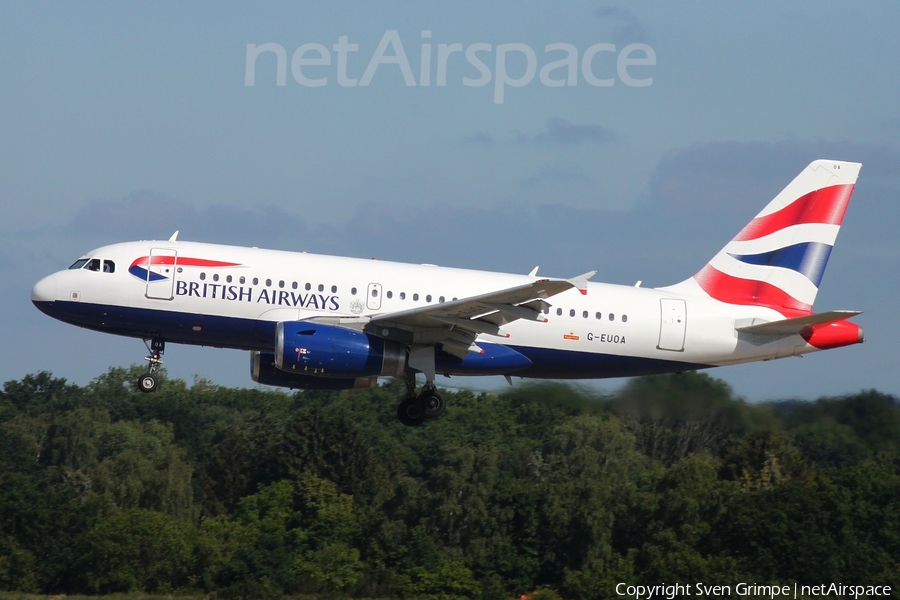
top-left (2, 1), bottom-right (899, 402)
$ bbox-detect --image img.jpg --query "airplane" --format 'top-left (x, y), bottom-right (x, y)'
top-left (32, 160), bottom-right (864, 425)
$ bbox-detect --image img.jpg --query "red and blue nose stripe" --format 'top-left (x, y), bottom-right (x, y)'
top-left (128, 256), bottom-right (240, 281)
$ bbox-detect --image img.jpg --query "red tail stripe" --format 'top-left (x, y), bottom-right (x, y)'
top-left (734, 184), bottom-right (854, 242)
top-left (694, 265), bottom-right (811, 312)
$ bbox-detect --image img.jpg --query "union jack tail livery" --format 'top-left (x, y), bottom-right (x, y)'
top-left (682, 160), bottom-right (860, 313)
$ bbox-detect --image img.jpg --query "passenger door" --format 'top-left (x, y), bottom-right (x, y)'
top-left (145, 248), bottom-right (177, 300)
top-left (657, 298), bottom-right (686, 351)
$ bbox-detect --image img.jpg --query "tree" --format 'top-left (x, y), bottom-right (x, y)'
top-left (200, 423), bottom-right (252, 515)
top-left (91, 419), bottom-right (195, 518)
top-left (76, 508), bottom-right (197, 593)
top-left (611, 373), bottom-right (749, 465)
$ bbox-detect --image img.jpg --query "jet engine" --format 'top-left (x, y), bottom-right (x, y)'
top-left (275, 321), bottom-right (406, 378)
top-left (251, 351), bottom-right (377, 389)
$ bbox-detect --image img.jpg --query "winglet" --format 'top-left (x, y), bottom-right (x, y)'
top-left (168, 231), bottom-right (179, 242)
top-left (528, 266), bottom-right (540, 277)
top-left (568, 270), bottom-right (597, 295)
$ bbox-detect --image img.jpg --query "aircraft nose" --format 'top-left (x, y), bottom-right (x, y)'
top-left (31, 274), bottom-right (58, 304)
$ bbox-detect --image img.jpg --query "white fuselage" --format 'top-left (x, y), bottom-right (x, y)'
top-left (32, 239), bottom-right (824, 382)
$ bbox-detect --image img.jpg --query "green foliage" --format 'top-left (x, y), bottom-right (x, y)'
top-left (408, 560), bottom-right (480, 600)
top-left (609, 372), bottom-right (752, 464)
top-left (76, 509), bottom-right (197, 593)
top-left (0, 367), bottom-right (898, 597)
top-left (0, 536), bottom-right (37, 593)
top-left (776, 390), bottom-right (900, 465)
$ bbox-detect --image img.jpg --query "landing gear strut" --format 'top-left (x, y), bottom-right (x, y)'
top-left (138, 338), bottom-right (164, 393)
top-left (396, 372), bottom-right (446, 427)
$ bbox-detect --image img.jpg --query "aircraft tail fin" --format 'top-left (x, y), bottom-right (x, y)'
top-left (664, 160), bottom-right (861, 313)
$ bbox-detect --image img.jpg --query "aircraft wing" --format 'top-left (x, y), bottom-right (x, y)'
top-left (362, 278), bottom-right (574, 358)
top-left (736, 310), bottom-right (862, 336)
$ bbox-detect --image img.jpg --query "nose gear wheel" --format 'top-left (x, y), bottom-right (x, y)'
top-left (138, 338), bottom-right (165, 393)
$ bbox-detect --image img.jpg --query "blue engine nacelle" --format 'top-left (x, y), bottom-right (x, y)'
top-left (275, 321), bottom-right (406, 378)
top-left (251, 351), bottom-right (377, 389)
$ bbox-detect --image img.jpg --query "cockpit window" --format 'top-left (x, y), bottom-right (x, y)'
top-left (86, 258), bottom-right (101, 272)
top-left (103, 260), bottom-right (115, 273)
top-left (68, 259), bottom-right (89, 270)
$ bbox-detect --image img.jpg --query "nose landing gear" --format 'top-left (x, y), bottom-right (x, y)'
top-left (137, 338), bottom-right (165, 393)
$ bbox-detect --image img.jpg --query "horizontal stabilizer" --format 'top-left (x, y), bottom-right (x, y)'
top-left (736, 310), bottom-right (861, 336)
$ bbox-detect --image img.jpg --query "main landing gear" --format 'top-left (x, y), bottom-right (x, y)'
top-left (137, 338), bottom-right (165, 393)
top-left (396, 376), bottom-right (446, 427)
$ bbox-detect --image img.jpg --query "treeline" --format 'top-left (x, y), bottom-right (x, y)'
top-left (0, 368), bottom-right (898, 598)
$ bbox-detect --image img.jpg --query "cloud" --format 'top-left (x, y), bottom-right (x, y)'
top-left (594, 6), bottom-right (648, 44)
top-left (520, 118), bottom-right (618, 146)
top-left (644, 138), bottom-right (900, 215)
top-left (35, 137), bottom-right (897, 286)
top-left (522, 165), bottom-right (590, 188)
top-left (877, 116), bottom-right (900, 134)
top-left (23, 138), bottom-right (898, 284)
top-left (65, 191), bottom-right (309, 248)
top-left (461, 131), bottom-right (494, 144)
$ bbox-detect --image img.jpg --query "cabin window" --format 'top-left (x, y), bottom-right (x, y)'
top-left (292, 281), bottom-right (298, 289)
top-left (318, 284), bottom-right (324, 292)
top-left (556, 308), bottom-right (563, 316)
top-left (240, 276), bottom-right (246, 284)
top-left (304, 283), bottom-right (311, 291)
top-left (277, 280), bottom-right (283, 288)
top-left (103, 260), bottom-right (115, 273)
top-left (200, 272), bottom-right (206, 281)
top-left (213, 274), bottom-right (219, 282)
top-left (331, 285), bottom-right (337, 293)
top-left (252, 277), bottom-right (259, 285)
top-left (265, 279), bottom-right (272, 287)
top-left (569, 309), bottom-right (575, 317)
top-left (439, 296), bottom-right (445, 303)
top-left (583, 311), bottom-right (588, 319)
top-left (387, 291), bottom-right (393, 299)
top-left (596, 312), bottom-right (602, 320)
top-left (69, 259), bottom-right (89, 270)
top-left (371, 288), bottom-right (378, 297)
top-left (413, 293), bottom-right (419, 301)
top-left (608, 313), bottom-right (614, 321)
top-left (226, 275), bottom-right (233, 283)
top-left (622, 315), bottom-right (628, 323)
top-left (400, 292), bottom-right (406, 300)
top-left (426, 294), bottom-right (432, 302)
top-left (351, 287), bottom-right (357, 295)
top-left (543, 308), bottom-right (550, 314)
